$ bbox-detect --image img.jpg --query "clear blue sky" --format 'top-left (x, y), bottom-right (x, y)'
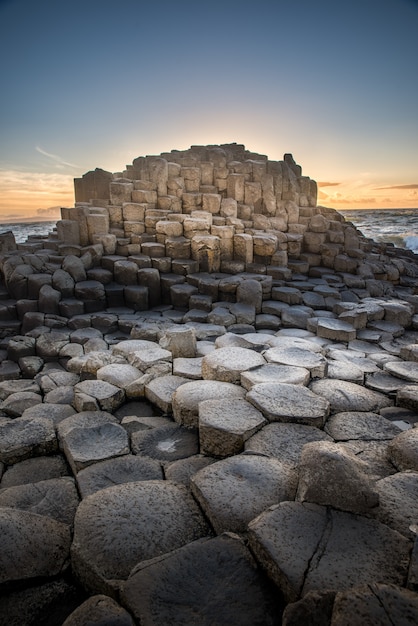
top-left (0, 0), bottom-right (417, 218)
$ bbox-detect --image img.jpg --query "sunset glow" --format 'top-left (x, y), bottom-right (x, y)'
top-left (1, 0), bottom-right (417, 221)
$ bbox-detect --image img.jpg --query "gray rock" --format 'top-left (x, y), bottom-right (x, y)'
top-left (145, 374), bottom-right (189, 413)
top-left (0, 416), bottom-right (57, 464)
top-left (0, 508), bottom-right (71, 585)
top-left (71, 481), bottom-right (211, 594)
top-left (296, 441), bottom-right (379, 514)
top-left (172, 356), bottom-right (203, 379)
top-left (0, 379), bottom-right (39, 401)
top-left (326, 359), bottom-right (364, 382)
top-left (21, 403), bottom-right (75, 424)
top-left (282, 590), bottom-right (335, 626)
top-left (159, 326), bottom-right (197, 358)
top-left (201, 346), bottom-right (266, 383)
top-left (62, 594), bottom-right (135, 626)
top-left (397, 385), bottom-right (418, 412)
top-left (245, 422), bottom-right (333, 468)
top-left (121, 534), bottom-right (278, 626)
top-left (61, 421), bottom-right (130, 473)
top-left (247, 382), bottom-right (330, 427)
top-left (375, 471), bottom-right (418, 539)
top-left (241, 363), bottom-right (310, 389)
top-left (264, 346), bottom-right (327, 378)
top-left (172, 380), bottom-right (246, 427)
top-left (96, 363), bottom-right (143, 390)
top-left (76, 455), bottom-right (163, 498)
top-left (131, 423), bottom-right (199, 463)
top-left (74, 380), bottom-right (125, 412)
top-left (310, 379), bottom-right (393, 413)
top-left (325, 411), bottom-right (402, 441)
top-left (317, 318), bottom-right (356, 342)
top-left (388, 429), bottom-right (418, 471)
top-left (191, 454), bottom-right (297, 534)
top-left (248, 501), bottom-right (411, 602)
top-left (0, 477), bottom-right (79, 525)
top-left (0, 454), bottom-right (69, 489)
top-left (198, 398), bottom-right (266, 457)
top-left (0, 391), bottom-right (43, 417)
top-left (165, 455), bottom-right (216, 487)
top-left (384, 361), bottom-right (418, 383)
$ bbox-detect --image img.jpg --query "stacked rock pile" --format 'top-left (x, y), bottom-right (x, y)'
top-left (0, 145), bottom-right (418, 624)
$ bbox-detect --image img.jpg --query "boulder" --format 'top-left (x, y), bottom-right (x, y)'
top-left (172, 380), bottom-right (246, 427)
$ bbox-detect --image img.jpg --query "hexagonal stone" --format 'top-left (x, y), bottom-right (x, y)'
top-left (76, 455), bottom-right (163, 498)
top-left (0, 360), bottom-right (21, 382)
top-left (397, 385), bottom-right (418, 412)
top-left (384, 361), bottom-right (418, 383)
top-left (201, 347), bottom-right (266, 383)
top-left (198, 398), bottom-right (266, 457)
top-left (317, 319), bottom-right (356, 342)
top-left (165, 455), bottom-right (215, 487)
top-left (71, 481), bottom-right (211, 594)
top-left (172, 380), bottom-right (246, 427)
top-left (112, 339), bottom-right (172, 371)
top-left (327, 360), bottom-right (364, 383)
top-left (241, 363), bottom-right (310, 390)
top-left (310, 379), bottom-right (393, 413)
top-left (145, 375), bottom-right (189, 413)
top-left (62, 594), bottom-right (135, 626)
top-left (0, 454), bottom-right (69, 488)
top-left (248, 502), bottom-right (411, 603)
top-left (247, 382), bottom-right (330, 427)
top-left (191, 454), bottom-right (297, 534)
top-left (296, 441), bottom-right (379, 514)
top-left (375, 471), bottom-right (418, 539)
top-left (365, 370), bottom-right (410, 394)
top-left (0, 477), bottom-right (79, 525)
top-left (388, 429), bottom-right (418, 471)
top-left (61, 421), bottom-right (130, 473)
top-left (282, 584), bottom-right (418, 626)
top-left (325, 411), bottom-right (402, 441)
top-left (0, 508), bottom-right (71, 585)
top-left (96, 363), bottom-right (143, 391)
top-left (0, 391), bottom-right (43, 417)
top-left (264, 347), bottom-right (327, 378)
top-left (131, 423), bottom-right (199, 463)
top-left (74, 380), bottom-right (125, 413)
top-left (121, 535), bottom-right (279, 626)
top-left (0, 379), bottom-right (40, 400)
top-left (245, 422), bottom-right (333, 468)
top-left (172, 356), bottom-right (203, 379)
top-left (0, 416), bottom-right (57, 464)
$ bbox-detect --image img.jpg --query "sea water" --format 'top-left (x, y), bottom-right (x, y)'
top-left (0, 210), bottom-right (417, 254)
top-left (339, 208), bottom-right (418, 254)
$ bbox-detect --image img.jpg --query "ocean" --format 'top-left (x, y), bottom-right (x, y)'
top-left (0, 209), bottom-right (417, 254)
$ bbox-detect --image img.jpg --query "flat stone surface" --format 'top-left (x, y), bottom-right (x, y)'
top-left (375, 471), bottom-right (418, 539)
top-left (326, 359), bottom-right (364, 382)
top-left (74, 380), bottom-right (125, 412)
top-left (191, 454), bottom-right (297, 534)
top-left (247, 382), bottom-right (330, 427)
top-left (145, 374), bottom-right (189, 413)
top-left (397, 385), bottom-right (418, 412)
top-left (325, 411), bottom-right (402, 441)
top-left (317, 318), bottom-right (356, 342)
top-left (198, 398), bottom-right (266, 457)
top-left (112, 339), bottom-right (172, 371)
top-left (61, 422), bottom-right (130, 473)
top-left (165, 455), bottom-right (216, 487)
top-left (384, 361), bottom-right (418, 383)
top-left (248, 501), bottom-right (411, 603)
top-left (0, 379), bottom-right (40, 400)
top-left (96, 363), bottom-right (143, 390)
top-left (201, 346), bottom-right (266, 383)
top-left (245, 422), bottom-right (333, 468)
top-left (388, 429), bottom-right (418, 471)
top-left (365, 370), bottom-right (411, 394)
top-left (121, 535), bottom-right (279, 626)
top-left (76, 455), bottom-right (163, 498)
top-left (310, 379), bottom-right (393, 413)
top-left (264, 347), bottom-right (327, 378)
top-left (172, 380), bottom-right (245, 427)
top-left (172, 356), bottom-right (203, 379)
top-left (296, 441), bottom-right (379, 514)
top-left (71, 481), bottom-right (211, 594)
top-left (0, 477), bottom-right (79, 525)
top-left (241, 363), bottom-right (310, 390)
top-left (0, 454), bottom-right (69, 488)
top-left (0, 416), bottom-right (57, 465)
top-left (0, 507), bottom-right (71, 585)
top-left (0, 391), bottom-right (43, 417)
top-left (131, 423), bottom-right (199, 463)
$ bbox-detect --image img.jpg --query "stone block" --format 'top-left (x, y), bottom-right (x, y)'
top-left (191, 236), bottom-right (221, 273)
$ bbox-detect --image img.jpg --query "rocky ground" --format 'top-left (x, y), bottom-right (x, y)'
top-left (1, 265), bottom-right (418, 625)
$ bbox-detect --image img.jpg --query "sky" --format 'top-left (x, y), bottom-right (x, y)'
top-left (0, 0), bottom-right (417, 221)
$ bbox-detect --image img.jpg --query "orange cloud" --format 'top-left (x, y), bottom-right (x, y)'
top-left (318, 181), bottom-right (341, 187)
top-left (374, 183), bottom-right (418, 190)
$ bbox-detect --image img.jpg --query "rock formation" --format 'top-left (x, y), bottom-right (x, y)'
top-left (0, 144), bottom-right (418, 625)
